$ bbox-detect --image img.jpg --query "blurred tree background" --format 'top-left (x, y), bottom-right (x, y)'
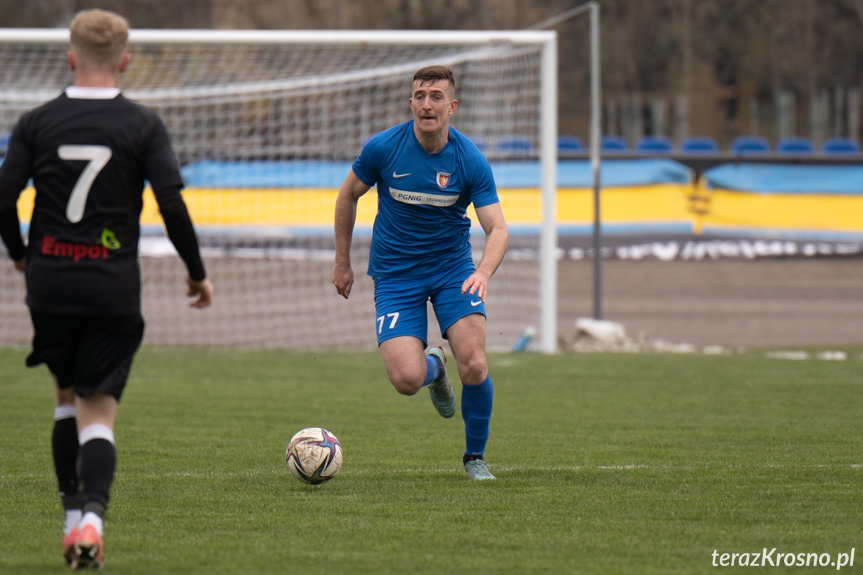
top-left (2, 0), bottom-right (862, 148)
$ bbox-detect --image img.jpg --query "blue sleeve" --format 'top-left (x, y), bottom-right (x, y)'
top-left (351, 137), bottom-right (381, 187)
top-left (468, 152), bottom-right (499, 208)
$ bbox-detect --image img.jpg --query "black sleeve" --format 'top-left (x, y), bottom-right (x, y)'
top-left (0, 208), bottom-right (25, 261)
top-left (159, 194), bottom-right (207, 282)
top-left (146, 118), bottom-right (207, 281)
top-left (0, 121), bottom-right (31, 261)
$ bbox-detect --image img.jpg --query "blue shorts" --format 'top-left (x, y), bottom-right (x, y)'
top-left (373, 261), bottom-right (486, 347)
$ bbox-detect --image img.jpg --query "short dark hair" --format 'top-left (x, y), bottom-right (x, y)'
top-left (412, 65), bottom-right (455, 91)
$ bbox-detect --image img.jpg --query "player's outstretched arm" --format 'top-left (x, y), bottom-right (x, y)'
top-left (461, 202), bottom-right (509, 302)
top-left (333, 169), bottom-right (371, 300)
top-left (186, 276), bottom-right (213, 308)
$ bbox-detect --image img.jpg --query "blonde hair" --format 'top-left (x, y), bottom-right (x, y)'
top-left (69, 9), bottom-right (129, 68)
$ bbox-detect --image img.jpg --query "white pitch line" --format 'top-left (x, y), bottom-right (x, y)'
top-left (3, 463), bottom-right (862, 480)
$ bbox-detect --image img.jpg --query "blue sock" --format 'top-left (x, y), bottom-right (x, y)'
top-left (421, 354), bottom-right (441, 387)
top-left (461, 375), bottom-right (493, 456)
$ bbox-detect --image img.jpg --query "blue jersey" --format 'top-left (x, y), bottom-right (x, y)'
top-left (352, 121), bottom-right (499, 280)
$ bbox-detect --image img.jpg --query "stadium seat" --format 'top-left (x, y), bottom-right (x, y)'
top-left (557, 135), bottom-right (584, 154)
top-left (600, 135), bottom-right (627, 153)
top-left (635, 135), bottom-right (673, 154)
top-left (679, 136), bottom-right (719, 155)
top-left (731, 135), bottom-right (770, 155)
top-left (468, 135), bottom-right (490, 152)
top-left (776, 137), bottom-right (814, 155)
top-left (495, 135), bottom-right (533, 154)
top-left (821, 137), bottom-right (861, 155)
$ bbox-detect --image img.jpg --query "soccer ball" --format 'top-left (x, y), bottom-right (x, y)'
top-left (285, 427), bottom-right (343, 485)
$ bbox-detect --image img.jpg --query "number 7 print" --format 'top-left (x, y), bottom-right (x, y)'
top-left (58, 145), bottom-right (112, 223)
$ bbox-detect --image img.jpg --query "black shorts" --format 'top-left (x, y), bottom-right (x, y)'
top-left (26, 311), bottom-right (145, 401)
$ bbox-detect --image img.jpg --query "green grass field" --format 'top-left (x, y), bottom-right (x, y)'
top-left (1, 346), bottom-right (862, 574)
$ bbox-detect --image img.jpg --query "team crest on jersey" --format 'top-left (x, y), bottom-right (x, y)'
top-left (436, 171), bottom-right (451, 189)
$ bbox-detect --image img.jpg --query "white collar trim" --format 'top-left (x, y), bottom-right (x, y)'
top-left (65, 86), bottom-right (121, 99)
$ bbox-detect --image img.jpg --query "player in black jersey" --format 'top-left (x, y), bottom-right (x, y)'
top-left (0, 9), bottom-right (214, 570)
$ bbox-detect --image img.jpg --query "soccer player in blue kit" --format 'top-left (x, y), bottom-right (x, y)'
top-left (332, 65), bottom-right (509, 481)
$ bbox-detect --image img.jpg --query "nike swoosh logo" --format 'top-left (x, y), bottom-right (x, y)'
top-left (392, 172), bottom-right (411, 178)
top-left (470, 300), bottom-right (483, 307)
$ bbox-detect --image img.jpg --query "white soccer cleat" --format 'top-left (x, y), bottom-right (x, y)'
top-left (465, 459), bottom-right (496, 481)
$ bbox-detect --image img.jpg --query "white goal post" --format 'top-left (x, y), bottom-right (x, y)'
top-left (0, 29), bottom-right (558, 352)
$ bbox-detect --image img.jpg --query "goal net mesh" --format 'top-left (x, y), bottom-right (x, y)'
top-left (0, 35), bottom-right (546, 350)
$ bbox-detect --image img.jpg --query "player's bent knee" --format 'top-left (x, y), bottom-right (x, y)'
top-left (390, 376), bottom-right (423, 396)
top-left (385, 365), bottom-right (424, 395)
top-left (456, 355), bottom-right (487, 386)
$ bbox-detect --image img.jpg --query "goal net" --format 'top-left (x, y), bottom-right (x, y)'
top-left (0, 29), bottom-right (557, 351)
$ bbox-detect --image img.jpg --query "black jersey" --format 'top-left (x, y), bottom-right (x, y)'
top-left (0, 90), bottom-right (206, 315)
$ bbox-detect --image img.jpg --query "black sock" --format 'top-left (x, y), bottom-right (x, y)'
top-left (463, 454), bottom-right (484, 465)
top-left (52, 417), bottom-right (81, 509)
top-left (78, 438), bottom-right (116, 518)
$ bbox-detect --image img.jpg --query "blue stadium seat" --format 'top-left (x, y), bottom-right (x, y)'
top-left (679, 136), bottom-right (719, 155)
top-left (495, 135), bottom-right (533, 155)
top-left (776, 137), bottom-right (814, 155)
top-left (731, 136), bottom-right (770, 156)
top-left (821, 137), bottom-right (861, 155)
top-left (635, 135), bottom-right (673, 154)
top-left (557, 135), bottom-right (584, 154)
top-left (468, 135), bottom-right (489, 153)
top-left (600, 135), bottom-right (627, 153)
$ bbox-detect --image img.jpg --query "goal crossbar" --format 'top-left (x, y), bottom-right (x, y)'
top-left (0, 28), bottom-right (554, 46)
